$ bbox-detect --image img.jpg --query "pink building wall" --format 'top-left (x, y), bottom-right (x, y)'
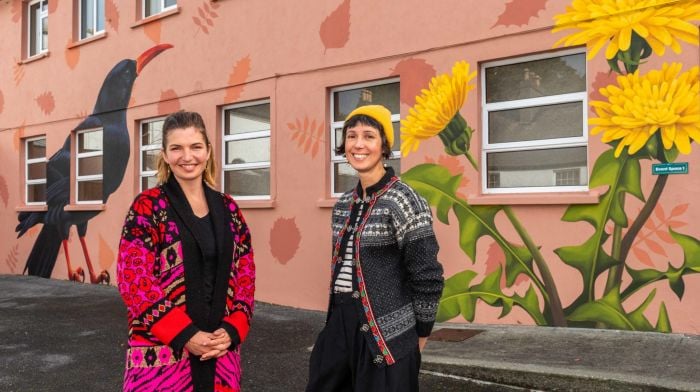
top-left (1, 0), bottom-right (699, 333)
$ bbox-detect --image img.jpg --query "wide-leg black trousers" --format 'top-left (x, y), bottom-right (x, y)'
top-left (306, 292), bottom-right (420, 392)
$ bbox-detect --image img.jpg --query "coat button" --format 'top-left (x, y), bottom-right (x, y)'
top-left (373, 355), bottom-right (384, 364)
top-left (360, 324), bottom-right (370, 332)
top-left (352, 291), bottom-right (360, 299)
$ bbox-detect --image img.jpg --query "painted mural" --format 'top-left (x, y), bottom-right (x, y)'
top-left (14, 44), bottom-right (172, 284)
top-left (401, 0), bottom-right (700, 331)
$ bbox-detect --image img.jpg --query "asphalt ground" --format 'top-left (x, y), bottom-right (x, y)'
top-left (1, 275), bottom-right (698, 391)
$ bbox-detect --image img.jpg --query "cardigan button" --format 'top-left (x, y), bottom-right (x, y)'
top-left (360, 324), bottom-right (370, 332)
top-left (373, 355), bottom-right (384, 364)
top-left (352, 291), bottom-right (360, 299)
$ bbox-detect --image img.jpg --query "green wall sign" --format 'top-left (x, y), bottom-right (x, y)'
top-left (652, 162), bottom-right (689, 175)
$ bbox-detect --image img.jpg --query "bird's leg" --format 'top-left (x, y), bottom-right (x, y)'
top-left (63, 240), bottom-right (85, 282)
top-left (79, 236), bottom-right (110, 284)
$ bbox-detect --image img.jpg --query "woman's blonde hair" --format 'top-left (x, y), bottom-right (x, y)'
top-left (156, 111), bottom-right (217, 187)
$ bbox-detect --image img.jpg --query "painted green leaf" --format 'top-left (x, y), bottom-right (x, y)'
top-left (556, 150), bottom-right (642, 307)
top-left (567, 287), bottom-right (655, 331)
top-left (437, 267), bottom-right (546, 325)
top-left (655, 302), bottom-right (672, 333)
top-left (402, 164), bottom-right (538, 292)
top-left (622, 229), bottom-right (700, 301)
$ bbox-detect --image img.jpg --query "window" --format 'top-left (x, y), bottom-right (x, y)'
top-left (28, 0), bottom-right (48, 57)
top-left (80, 0), bottom-right (105, 40)
top-left (481, 50), bottom-right (588, 193)
top-left (329, 79), bottom-right (400, 196)
top-left (222, 100), bottom-right (271, 199)
top-left (144, 0), bottom-right (176, 18)
top-left (139, 118), bottom-right (164, 191)
top-left (25, 137), bottom-right (47, 205)
top-left (75, 129), bottom-right (103, 203)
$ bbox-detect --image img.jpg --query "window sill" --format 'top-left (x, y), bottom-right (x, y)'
top-left (19, 51), bottom-right (50, 65)
top-left (316, 198), bottom-right (337, 208)
top-left (236, 199), bottom-right (276, 209)
top-left (64, 204), bottom-right (106, 212)
top-left (67, 32), bottom-right (107, 49)
top-left (467, 190), bottom-right (601, 206)
top-left (16, 205), bottom-right (48, 212)
top-left (131, 6), bottom-right (181, 29)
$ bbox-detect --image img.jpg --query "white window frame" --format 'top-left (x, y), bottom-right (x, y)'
top-left (25, 136), bottom-right (47, 206)
top-left (143, 0), bottom-right (176, 18)
top-left (27, 0), bottom-right (48, 57)
top-left (75, 128), bottom-right (104, 204)
top-left (79, 0), bottom-right (105, 40)
top-left (481, 48), bottom-right (588, 194)
top-left (139, 117), bottom-right (165, 192)
top-left (329, 78), bottom-right (400, 197)
top-left (221, 99), bottom-right (271, 200)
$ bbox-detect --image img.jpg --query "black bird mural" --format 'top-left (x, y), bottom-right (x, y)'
top-left (15, 44), bottom-right (173, 284)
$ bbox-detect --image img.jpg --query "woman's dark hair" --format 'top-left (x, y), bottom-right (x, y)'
top-left (335, 114), bottom-right (392, 159)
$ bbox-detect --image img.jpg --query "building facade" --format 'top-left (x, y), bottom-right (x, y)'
top-left (1, 0), bottom-right (699, 333)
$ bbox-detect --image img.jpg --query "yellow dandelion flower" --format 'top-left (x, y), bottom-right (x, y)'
top-left (400, 61), bottom-right (476, 157)
top-left (553, 0), bottom-right (700, 60)
top-left (590, 63), bottom-right (700, 157)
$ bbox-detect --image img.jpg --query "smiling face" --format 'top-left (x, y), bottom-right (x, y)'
top-left (162, 126), bottom-right (211, 185)
top-left (344, 123), bottom-right (385, 176)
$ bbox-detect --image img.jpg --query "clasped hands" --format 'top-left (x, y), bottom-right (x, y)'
top-left (185, 329), bottom-right (232, 361)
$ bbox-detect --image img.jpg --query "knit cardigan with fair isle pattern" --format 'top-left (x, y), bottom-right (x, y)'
top-left (330, 173), bottom-right (444, 366)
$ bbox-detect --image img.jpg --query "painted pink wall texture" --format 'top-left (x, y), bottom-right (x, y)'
top-left (1, 0), bottom-right (699, 333)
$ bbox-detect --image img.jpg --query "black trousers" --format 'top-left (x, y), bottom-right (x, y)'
top-left (306, 292), bottom-right (420, 392)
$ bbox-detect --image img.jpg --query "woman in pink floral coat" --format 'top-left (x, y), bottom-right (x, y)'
top-left (117, 111), bottom-right (255, 392)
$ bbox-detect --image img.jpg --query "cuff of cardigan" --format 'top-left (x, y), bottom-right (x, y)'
top-left (219, 322), bottom-right (242, 350)
top-left (150, 307), bottom-right (195, 345)
top-left (223, 311), bottom-right (250, 342)
top-left (416, 320), bottom-right (435, 338)
top-left (169, 324), bottom-right (199, 352)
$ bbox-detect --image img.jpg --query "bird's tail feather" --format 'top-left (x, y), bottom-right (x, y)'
top-left (24, 225), bottom-right (62, 278)
top-left (16, 211), bottom-right (45, 238)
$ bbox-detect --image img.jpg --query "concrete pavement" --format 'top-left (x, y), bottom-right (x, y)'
top-left (0, 275), bottom-right (698, 391)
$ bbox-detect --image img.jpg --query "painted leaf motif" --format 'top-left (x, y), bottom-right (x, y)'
top-left (633, 247), bottom-right (654, 267)
top-left (144, 21), bottom-right (161, 43)
top-left (437, 267), bottom-right (545, 325)
top-left (157, 89), bottom-right (181, 115)
top-left (402, 164), bottom-right (537, 289)
top-left (670, 204), bottom-right (689, 217)
top-left (36, 91), bottom-right (55, 115)
top-left (98, 235), bottom-right (115, 271)
top-left (567, 287), bottom-right (655, 331)
top-left (556, 150), bottom-right (642, 309)
top-left (5, 244), bottom-right (20, 274)
top-left (319, 0), bottom-right (351, 51)
top-left (0, 175), bottom-right (9, 207)
top-left (48, 0), bottom-right (58, 13)
top-left (14, 60), bottom-right (25, 86)
top-left (667, 220), bottom-right (687, 228)
top-left (644, 238), bottom-right (667, 257)
top-left (105, 0), bottom-right (119, 32)
top-left (269, 217), bottom-right (302, 264)
top-left (288, 117), bottom-right (324, 159)
top-left (65, 39), bottom-right (80, 70)
top-left (11, 0), bottom-right (22, 23)
top-left (654, 204), bottom-right (665, 221)
top-left (492, 0), bottom-right (549, 28)
top-left (623, 229), bottom-right (700, 301)
top-left (590, 71), bottom-right (618, 103)
top-left (390, 58), bottom-right (436, 106)
top-left (657, 230), bottom-right (675, 244)
top-left (224, 55), bottom-right (252, 103)
top-left (655, 303), bottom-right (672, 333)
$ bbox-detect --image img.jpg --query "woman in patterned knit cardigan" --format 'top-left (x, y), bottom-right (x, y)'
top-left (307, 105), bottom-right (444, 392)
top-left (117, 111), bottom-right (255, 392)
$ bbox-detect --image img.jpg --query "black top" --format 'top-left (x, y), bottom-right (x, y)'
top-left (194, 213), bottom-right (217, 305)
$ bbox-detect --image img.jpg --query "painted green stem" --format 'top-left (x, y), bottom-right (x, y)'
top-left (604, 208), bottom-right (625, 294)
top-left (503, 206), bottom-right (567, 326)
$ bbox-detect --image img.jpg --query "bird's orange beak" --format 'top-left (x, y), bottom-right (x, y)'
top-left (136, 43), bottom-right (173, 75)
